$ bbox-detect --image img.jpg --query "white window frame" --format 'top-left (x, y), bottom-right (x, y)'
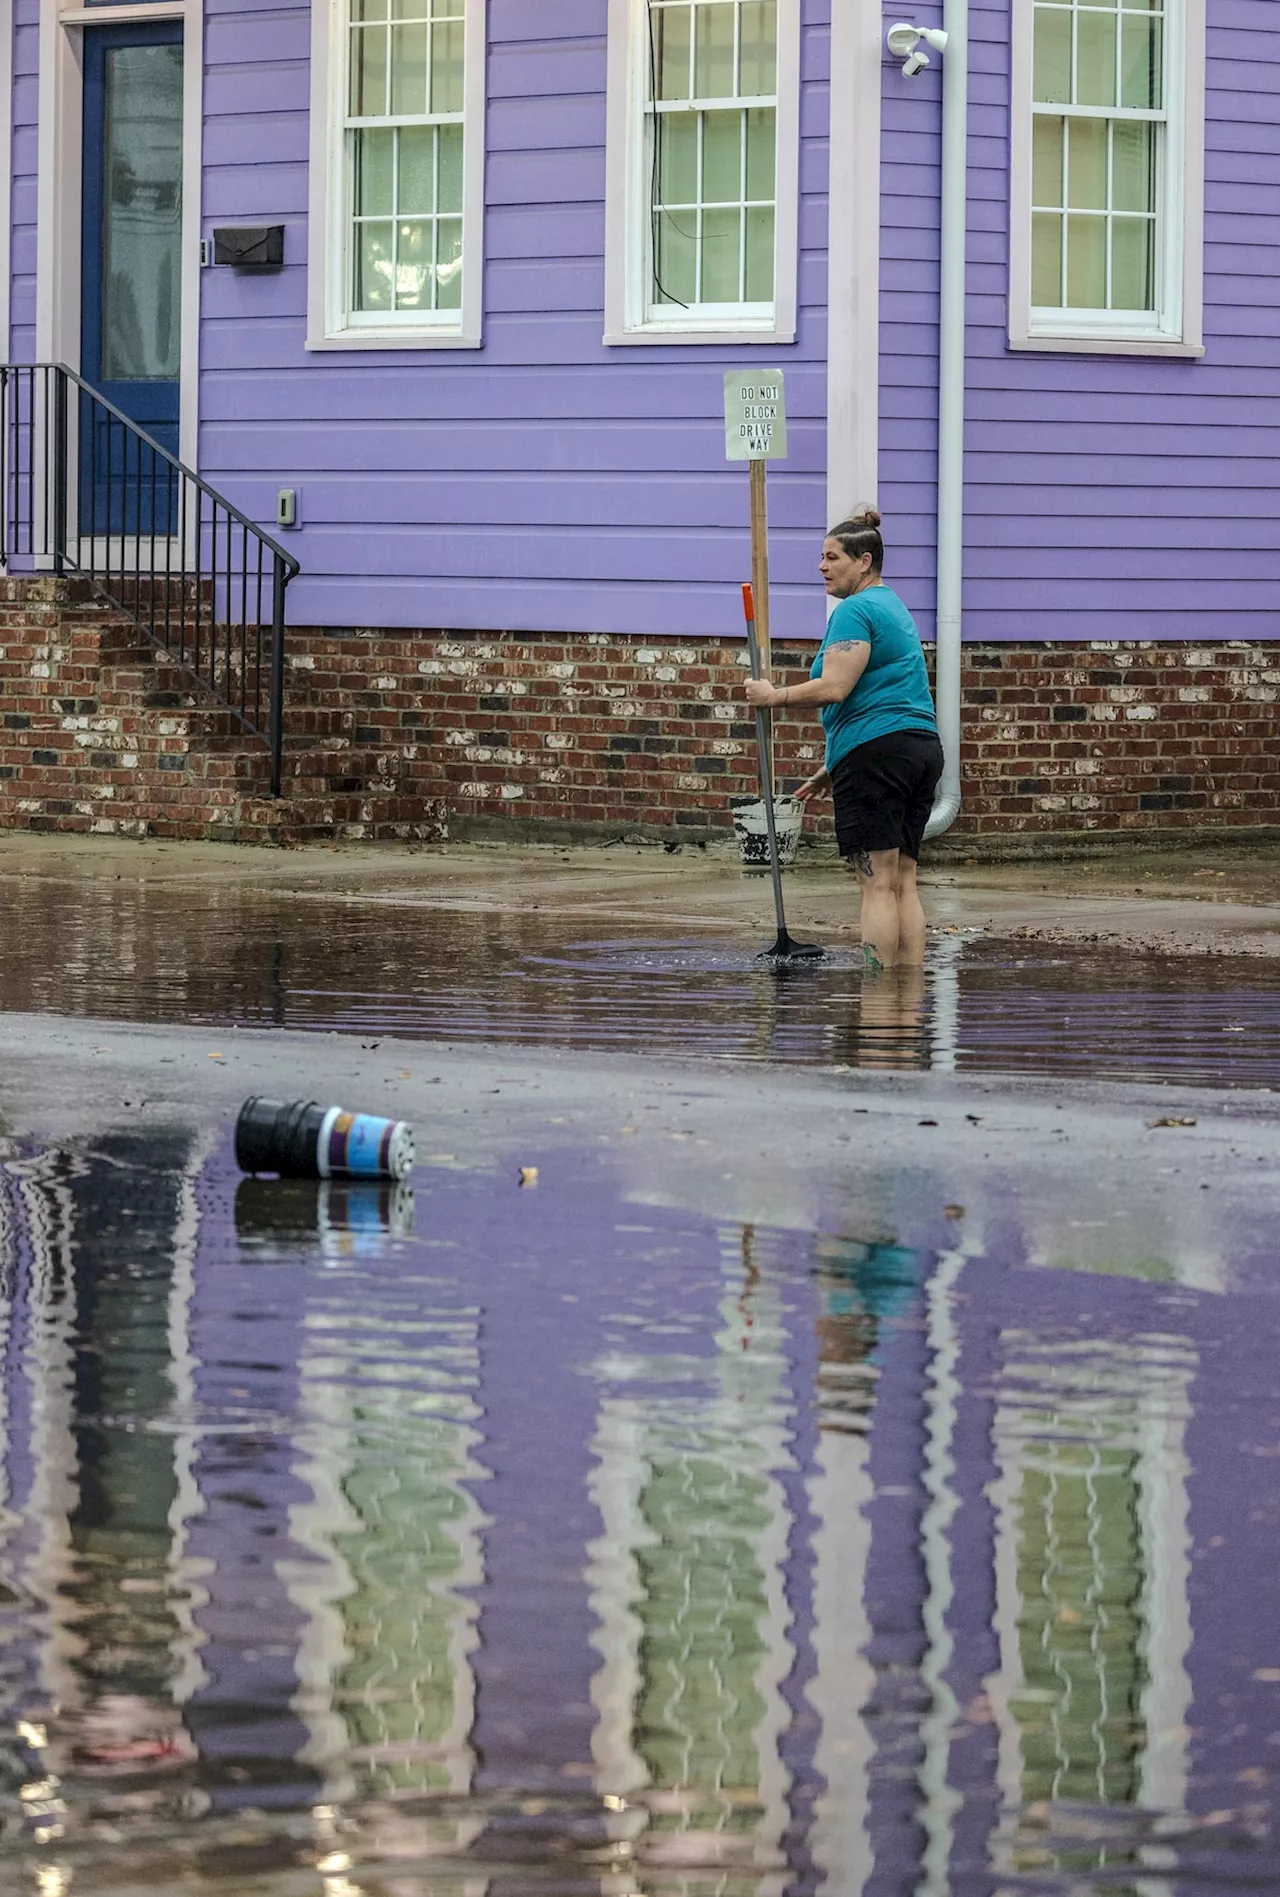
top-left (603, 0), bottom-right (800, 346)
top-left (1009, 0), bottom-right (1205, 357)
top-left (307, 0), bottom-right (486, 351)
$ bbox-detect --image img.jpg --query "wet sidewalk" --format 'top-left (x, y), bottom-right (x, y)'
top-left (2, 829), bottom-right (1279, 956)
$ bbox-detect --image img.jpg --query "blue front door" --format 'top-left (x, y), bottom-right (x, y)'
top-left (81, 22), bottom-right (184, 532)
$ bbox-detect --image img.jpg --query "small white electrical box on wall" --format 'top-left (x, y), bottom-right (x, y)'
top-left (276, 489), bottom-right (299, 529)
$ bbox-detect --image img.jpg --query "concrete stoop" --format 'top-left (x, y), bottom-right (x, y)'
top-left (0, 580), bottom-right (447, 846)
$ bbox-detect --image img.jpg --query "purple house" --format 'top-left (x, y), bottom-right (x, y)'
top-left (0, 0), bottom-right (1276, 846)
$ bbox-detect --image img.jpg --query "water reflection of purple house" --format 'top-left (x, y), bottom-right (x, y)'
top-left (0, 1127), bottom-right (1277, 1889)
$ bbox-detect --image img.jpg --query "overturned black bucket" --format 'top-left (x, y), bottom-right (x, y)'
top-left (235, 1097), bottom-right (414, 1181)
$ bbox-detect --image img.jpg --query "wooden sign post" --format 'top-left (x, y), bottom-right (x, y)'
top-left (749, 460), bottom-right (771, 673)
top-left (725, 370), bottom-right (788, 763)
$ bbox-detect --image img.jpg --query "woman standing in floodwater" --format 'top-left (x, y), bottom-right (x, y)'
top-left (744, 506), bottom-right (943, 970)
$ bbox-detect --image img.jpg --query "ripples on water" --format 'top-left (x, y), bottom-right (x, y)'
top-left (3, 878), bottom-right (1280, 1085)
top-left (0, 1130), bottom-right (1278, 1893)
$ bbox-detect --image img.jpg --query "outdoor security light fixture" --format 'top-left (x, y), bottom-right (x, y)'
top-left (886, 21), bottom-right (948, 75)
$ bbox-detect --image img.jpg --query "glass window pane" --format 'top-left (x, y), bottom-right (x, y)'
top-left (1067, 116), bottom-right (1107, 209)
top-left (101, 44), bottom-right (183, 381)
top-left (431, 0), bottom-right (463, 15)
top-left (1120, 12), bottom-right (1161, 108)
top-left (354, 128), bottom-right (395, 215)
top-left (437, 122), bottom-right (464, 213)
top-left (654, 211), bottom-right (697, 304)
top-left (739, 0), bottom-right (777, 96)
top-left (658, 112), bottom-right (698, 203)
top-left (744, 105), bottom-right (775, 200)
top-left (355, 221), bottom-right (393, 310)
top-left (1033, 6), bottom-right (1071, 104)
top-left (1076, 9), bottom-right (1117, 106)
top-left (430, 18), bottom-right (464, 112)
top-left (655, 5), bottom-right (692, 100)
top-left (694, 2), bottom-right (735, 98)
top-left (390, 0), bottom-right (428, 16)
top-left (437, 217), bottom-right (463, 308)
top-left (744, 204), bottom-right (774, 299)
top-left (1066, 213), bottom-right (1107, 306)
top-left (1112, 119), bottom-right (1154, 213)
top-left (398, 125), bottom-right (435, 214)
top-left (1032, 211), bottom-right (1064, 304)
top-left (702, 110), bottom-right (741, 203)
top-left (394, 219), bottom-right (432, 309)
top-left (1111, 215), bottom-right (1155, 308)
top-left (353, 0), bottom-right (387, 20)
top-left (389, 20), bottom-right (427, 116)
top-left (700, 204), bottom-right (741, 299)
top-left (351, 25), bottom-right (388, 115)
top-left (1032, 114), bottom-right (1065, 206)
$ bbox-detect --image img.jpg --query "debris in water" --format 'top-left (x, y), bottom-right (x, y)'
top-left (519, 1166), bottom-right (539, 1187)
top-left (236, 1097), bottom-right (415, 1180)
top-left (1148, 1116), bottom-right (1198, 1128)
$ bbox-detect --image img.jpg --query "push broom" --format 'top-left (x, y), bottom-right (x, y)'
top-left (741, 583), bottom-right (823, 963)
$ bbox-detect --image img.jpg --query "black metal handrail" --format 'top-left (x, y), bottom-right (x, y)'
top-left (0, 363), bottom-right (300, 796)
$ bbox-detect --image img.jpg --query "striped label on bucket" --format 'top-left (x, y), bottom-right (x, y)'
top-left (325, 1111), bottom-right (396, 1178)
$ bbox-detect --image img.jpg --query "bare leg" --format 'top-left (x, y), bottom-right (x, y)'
top-left (895, 854), bottom-right (927, 966)
top-left (854, 848), bottom-right (901, 970)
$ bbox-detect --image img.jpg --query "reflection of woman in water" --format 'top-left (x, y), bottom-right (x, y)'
top-left (744, 506), bottom-right (943, 971)
top-left (839, 965), bottom-right (931, 1071)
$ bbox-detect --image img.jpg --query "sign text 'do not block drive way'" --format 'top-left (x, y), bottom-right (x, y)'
top-left (724, 370), bottom-right (788, 462)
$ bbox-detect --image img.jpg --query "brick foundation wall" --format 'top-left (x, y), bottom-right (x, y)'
top-left (959, 641), bottom-right (1280, 835)
top-left (2, 581), bottom-right (1279, 848)
top-left (288, 630), bottom-right (829, 838)
top-left (287, 629), bottom-right (1280, 842)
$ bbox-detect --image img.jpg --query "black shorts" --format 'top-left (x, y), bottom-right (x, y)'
top-left (831, 729), bottom-right (944, 863)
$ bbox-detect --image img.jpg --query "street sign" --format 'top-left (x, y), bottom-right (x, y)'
top-left (724, 369), bottom-right (788, 461)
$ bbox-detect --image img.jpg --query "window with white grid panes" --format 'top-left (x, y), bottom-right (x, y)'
top-left (1031, 0), bottom-right (1165, 316)
top-left (346, 0), bottom-right (465, 322)
top-left (647, 0), bottom-right (778, 315)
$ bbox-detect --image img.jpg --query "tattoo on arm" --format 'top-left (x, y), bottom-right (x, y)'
top-left (855, 850), bottom-right (873, 878)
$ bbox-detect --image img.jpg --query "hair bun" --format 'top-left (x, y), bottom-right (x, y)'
top-left (843, 503), bottom-right (881, 530)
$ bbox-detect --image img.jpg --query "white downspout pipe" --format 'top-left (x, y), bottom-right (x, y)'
top-left (924, 0), bottom-right (967, 838)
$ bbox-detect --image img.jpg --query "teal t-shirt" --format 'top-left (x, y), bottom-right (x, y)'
top-left (811, 585), bottom-right (937, 772)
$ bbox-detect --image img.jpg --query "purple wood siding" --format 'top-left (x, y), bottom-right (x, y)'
top-left (10, 0), bottom-right (38, 365)
top-left (199, 0), bottom-right (832, 638)
top-left (879, 0), bottom-right (1280, 644)
top-left (13, 3), bottom-right (1277, 647)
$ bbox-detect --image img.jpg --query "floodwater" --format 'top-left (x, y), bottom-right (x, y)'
top-left (4, 858), bottom-right (1280, 1896)
top-left (3, 876), bottom-right (1280, 1086)
top-left (1, 1123), bottom-right (1280, 1897)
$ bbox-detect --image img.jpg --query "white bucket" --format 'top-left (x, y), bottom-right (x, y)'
top-left (730, 795), bottom-right (804, 869)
